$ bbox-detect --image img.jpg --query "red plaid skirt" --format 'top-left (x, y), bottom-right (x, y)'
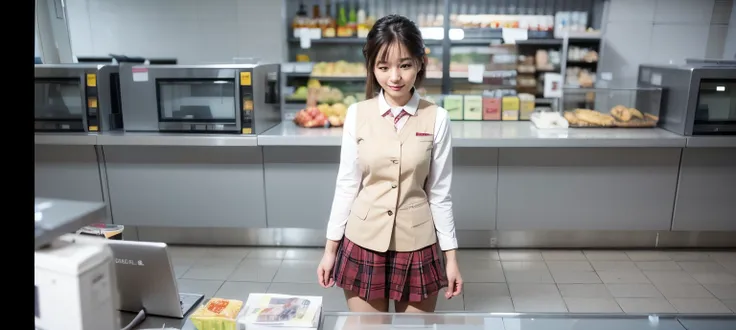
top-left (332, 237), bottom-right (448, 302)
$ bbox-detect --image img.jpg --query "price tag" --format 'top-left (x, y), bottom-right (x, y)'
top-left (240, 72), bottom-right (252, 86)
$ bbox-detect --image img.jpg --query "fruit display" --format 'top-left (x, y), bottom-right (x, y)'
top-left (294, 103), bottom-right (348, 128)
top-left (563, 105), bottom-right (658, 128)
top-left (311, 61), bottom-right (366, 77)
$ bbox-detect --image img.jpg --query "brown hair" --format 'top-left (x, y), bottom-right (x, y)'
top-left (362, 15), bottom-right (426, 100)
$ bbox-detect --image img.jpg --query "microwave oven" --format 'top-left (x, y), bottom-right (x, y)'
top-left (35, 64), bottom-right (109, 133)
top-left (637, 63), bottom-right (736, 136)
top-left (119, 64), bottom-right (281, 134)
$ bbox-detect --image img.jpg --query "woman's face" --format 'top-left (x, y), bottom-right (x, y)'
top-left (373, 42), bottom-right (420, 100)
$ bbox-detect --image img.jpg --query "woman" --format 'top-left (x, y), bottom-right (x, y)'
top-left (316, 14), bottom-right (462, 313)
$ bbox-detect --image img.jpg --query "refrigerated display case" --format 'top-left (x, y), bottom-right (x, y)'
top-left (560, 86), bottom-right (663, 128)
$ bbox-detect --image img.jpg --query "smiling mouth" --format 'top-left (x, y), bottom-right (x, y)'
top-left (388, 85), bottom-right (404, 90)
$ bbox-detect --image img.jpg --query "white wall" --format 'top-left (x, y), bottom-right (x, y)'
top-left (65, 0), bottom-right (286, 64)
top-left (600, 0), bottom-right (733, 87)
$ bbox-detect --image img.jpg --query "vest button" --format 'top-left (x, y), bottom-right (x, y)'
top-left (391, 184), bottom-right (397, 188)
top-left (387, 210), bottom-right (393, 216)
top-left (392, 160), bottom-right (398, 164)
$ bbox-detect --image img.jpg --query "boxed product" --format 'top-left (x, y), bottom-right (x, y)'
top-left (190, 298), bottom-right (245, 330)
top-left (237, 293), bottom-right (322, 330)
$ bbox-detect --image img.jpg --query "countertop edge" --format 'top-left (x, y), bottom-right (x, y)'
top-left (686, 137), bottom-right (736, 148)
top-left (34, 134), bottom-right (98, 146)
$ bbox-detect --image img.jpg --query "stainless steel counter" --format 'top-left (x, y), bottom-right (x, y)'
top-left (246, 121), bottom-right (690, 148)
top-left (35, 132), bottom-right (258, 147)
top-left (35, 122), bottom-right (736, 148)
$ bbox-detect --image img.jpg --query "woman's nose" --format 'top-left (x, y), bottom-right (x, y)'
top-left (389, 69), bottom-right (401, 82)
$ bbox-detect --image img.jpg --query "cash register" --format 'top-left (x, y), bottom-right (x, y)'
top-left (34, 198), bottom-right (118, 330)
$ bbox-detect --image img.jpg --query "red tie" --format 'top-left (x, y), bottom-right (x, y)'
top-left (382, 109), bottom-right (409, 126)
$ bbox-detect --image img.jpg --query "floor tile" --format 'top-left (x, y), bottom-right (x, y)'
top-left (591, 261), bottom-right (638, 271)
top-left (606, 283), bottom-right (663, 298)
top-left (551, 271), bottom-right (602, 284)
top-left (678, 261), bottom-right (728, 273)
top-left (615, 297), bottom-right (676, 313)
top-left (542, 250), bottom-right (587, 261)
top-left (585, 251), bottom-right (630, 261)
top-left (502, 261), bottom-right (548, 271)
top-left (267, 282), bottom-right (348, 311)
top-left (181, 259), bottom-right (239, 281)
top-left (246, 248), bottom-right (292, 259)
top-left (644, 270), bottom-right (698, 284)
top-left (176, 279), bottom-right (224, 298)
top-left (546, 261), bottom-right (593, 272)
top-left (206, 247), bottom-right (250, 259)
top-left (513, 297), bottom-right (567, 312)
top-left (626, 251), bottom-right (672, 261)
top-left (635, 261), bottom-right (681, 271)
top-left (666, 251), bottom-right (714, 261)
top-left (720, 261), bottom-right (736, 273)
top-left (499, 250), bottom-right (544, 261)
top-left (558, 284), bottom-right (611, 298)
top-left (272, 259), bottom-right (318, 283)
top-left (710, 252), bottom-right (736, 263)
top-left (435, 294), bottom-right (465, 311)
top-left (227, 259), bottom-right (282, 282)
top-left (597, 270), bottom-right (650, 284)
top-left (654, 283), bottom-right (715, 299)
top-left (464, 296), bottom-right (514, 312)
top-left (703, 284), bottom-right (736, 300)
top-left (168, 245), bottom-right (209, 258)
top-left (459, 259), bottom-right (506, 283)
top-left (564, 297), bottom-right (623, 313)
top-left (691, 272), bottom-right (736, 285)
top-left (213, 281), bottom-right (270, 301)
top-left (464, 283), bottom-right (511, 297)
top-left (283, 248), bottom-right (324, 260)
top-left (504, 270), bottom-right (554, 283)
top-left (458, 249), bottom-right (500, 261)
top-left (668, 298), bottom-right (733, 314)
top-left (508, 283), bottom-right (560, 298)
top-left (723, 300), bottom-right (736, 312)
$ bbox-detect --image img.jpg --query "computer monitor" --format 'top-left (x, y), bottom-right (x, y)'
top-left (104, 239), bottom-right (204, 318)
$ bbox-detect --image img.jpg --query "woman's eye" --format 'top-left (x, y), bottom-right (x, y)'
top-left (377, 67), bottom-right (388, 71)
top-left (401, 64), bottom-right (413, 69)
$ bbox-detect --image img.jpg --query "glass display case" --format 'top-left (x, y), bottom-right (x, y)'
top-left (560, 86), bottom-right (663, 128)
top-left (321, 312), bottom-right (736, 330)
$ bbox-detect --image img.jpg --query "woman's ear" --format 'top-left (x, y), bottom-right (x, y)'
top-left (422, 55), bottom-right (428, 71)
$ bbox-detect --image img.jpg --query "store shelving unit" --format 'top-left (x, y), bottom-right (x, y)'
top-left (281, 0), bottom-right (605, 120)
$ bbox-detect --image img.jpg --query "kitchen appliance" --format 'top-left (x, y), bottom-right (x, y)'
top-left (637, 62), bottom-right (736, 136)
top-left (119, 63), bottom-right (282, 134)
top-left (35, 64), bottom-right (105, 133)
top-left (34, 198), bottom-right (117, 330)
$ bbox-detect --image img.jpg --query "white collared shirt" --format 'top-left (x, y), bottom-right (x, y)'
top-left (325, 89), bottom-right (458, 251)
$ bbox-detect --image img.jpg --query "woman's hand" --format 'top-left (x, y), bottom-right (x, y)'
top-left (444, 252), bottom-right (463, 299)
top-left (317, 241), bottom-right (339, 288)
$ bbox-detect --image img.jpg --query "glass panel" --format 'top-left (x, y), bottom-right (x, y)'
top-left (157, 79), bottom-right (236, 122)
top-left (34, 79), bottom-right (84, 120)
top-left (321, 312), bottom-right (736, 330)
top-left (695, 80), bottom-right (736, 123)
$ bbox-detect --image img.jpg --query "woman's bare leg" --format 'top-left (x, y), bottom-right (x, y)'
top-left (344, 289), bottom-right (390, 312)
top-left (394, 293), bottom-right (439, 313)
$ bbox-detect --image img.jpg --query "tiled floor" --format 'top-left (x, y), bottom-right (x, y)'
top-left (170, 246), bottom-right (736, 314)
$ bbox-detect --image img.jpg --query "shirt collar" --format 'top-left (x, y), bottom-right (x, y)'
top-left (378, 87), bottom-right (420, 117)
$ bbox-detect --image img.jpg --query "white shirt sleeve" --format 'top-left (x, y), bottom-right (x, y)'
top-left (427, 108), bottom-right (458, 251)
top-left (325, 104), bottom-right (361, 241)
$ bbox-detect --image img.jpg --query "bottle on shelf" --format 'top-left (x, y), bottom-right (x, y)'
top-left (357, 3), bottom-right (368, 38)
top-left (292, 1), bottom-right (308, 38)
top-left (310, 4), bottom-right (322, 38)
top-left (321, 1), bottom-right (336, 38)
top-left (348, 2), bottom-right (357, 37)
top-left (337, 2), bottom-right (350, 37)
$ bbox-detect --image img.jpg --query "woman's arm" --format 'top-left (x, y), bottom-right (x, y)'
top-left (425, 108), bottom-right (458, 252)
top-left (325, 104), bottom-right (361, 253)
